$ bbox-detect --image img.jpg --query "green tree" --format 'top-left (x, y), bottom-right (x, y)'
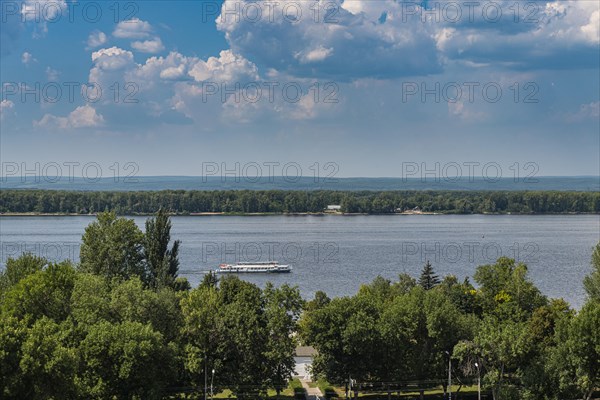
top-left (472, 315), bottom-right (532, 400)
top-left (109, 277), bottom-right (183, 343)
top-left (1, 261), bottom-right (76, 322)
top-left (19, 317), bottom-right (78, 400)
top-left (438, 275), bottom-right (481, 315)
top-left (419, 260), bottom-right (440, 290)
top-left (422, 289), bottom-right (474, 381)
top-left (583, 242), bottom-right (600, 301)
top-left (180, 282), bottom-right (223, 394)
top-left (378, 288), bottom-right (425, 382)
top-left (70, 273), bottom-right (112, 327)
top-left (304, 290), bottom-right (330, 313)
top-left (78, 320), bottom-right (173, 400)
top-left (0, 253), bottom-right (47, 297)
top-left (264, 283), bottom-right (303, 395)
top-left (301, 296), bottom-right (381, 383)
top-left (0, 262), bottom-right (78, 398)
top-left (0, 315), bottom-right (29, 399)
top-left (517, 299), bottom-right (574, 400)
top-left (200, 271), bottom-right (219, 289)
top-left (144, 209), bottom-right (181, 288)
top-left (474, 257), bottom-right (547, 319)
top-left (550, 301), bottom-right (600, 400)
top-left (394, 272), bottom-right (417, 294)
top-left (79, 212), bottom-right (146, 282)
top-left (217, 276), bottom-right (269, 398)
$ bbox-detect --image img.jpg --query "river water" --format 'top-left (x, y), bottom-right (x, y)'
top-left (1, 214), bottom-right (598, 308)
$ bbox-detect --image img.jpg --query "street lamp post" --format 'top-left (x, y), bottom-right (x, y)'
top-left (445, 351), bottom-right (452, 400)
top-left (475, 362), bottom-right (481, 400)
top-left (210, 369), bottom-right (215, 400)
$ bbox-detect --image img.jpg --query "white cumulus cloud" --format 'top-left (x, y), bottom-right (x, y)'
top-left (295, 46), bottom-right (333, 64)
top-left (35, 105), bottom-right (104, 129)
top-left (0, 100), bottom-right (15, 121)
top-left (188, 50), bottom-right (260, 83)
top-left (216, 0), bottom-right (599, 78)
top-left (21, 51), bottom-right (36, 65)
top-left (45, 66), bottom-right (60, 80)
top-left (113, 18), bottom-right (154, 39)
top-left (87, 31), bottom-right (108, 49)
top-left (20, 0), bottom-right (67, 36)
top-left (89, 47), bottom-right (135, 84)
top-left (131, 37), bottom-right (165, 54)
top-left (565, 101), bottom-right (600, 122)
top-left (217, 0), bottom-right (441, 79)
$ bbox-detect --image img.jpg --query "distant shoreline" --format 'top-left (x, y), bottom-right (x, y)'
top-left (1, 212), bottom-right (598, 217)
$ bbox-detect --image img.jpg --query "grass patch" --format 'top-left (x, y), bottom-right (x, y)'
top-left (171, 383), bottom-right (486, 399)
top-left (347, 385), bottom-right (481, 399)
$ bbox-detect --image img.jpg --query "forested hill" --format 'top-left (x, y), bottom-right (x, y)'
top-left (1, 189), bottom-right (598, 214)
top-left (1, 176), bottom-right (599, 192)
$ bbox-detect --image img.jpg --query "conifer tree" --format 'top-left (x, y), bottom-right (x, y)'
top-left (419, 260), bottom-right (440, 290)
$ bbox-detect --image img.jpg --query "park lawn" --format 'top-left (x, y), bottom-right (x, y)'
top-left (331, 385), bottom-right (480, 399)
top-left (182, 382), bottom-right (483, 400)
top-left (211, 379), bottom-right (303, 399)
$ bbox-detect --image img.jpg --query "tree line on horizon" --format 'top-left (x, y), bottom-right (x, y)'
top-left (0, 211), bottom-right (598, 400)
top-left (1, 189), bottom-right (599, 214)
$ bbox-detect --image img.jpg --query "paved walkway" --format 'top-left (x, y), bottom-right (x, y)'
top-left (300, 379), bottom-right (324, 400)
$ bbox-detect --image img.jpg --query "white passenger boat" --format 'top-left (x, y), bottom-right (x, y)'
top-left (216, 261), bottom-right (292, 273)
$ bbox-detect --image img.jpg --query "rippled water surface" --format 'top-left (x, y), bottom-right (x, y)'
top-left (1, 215), bottom-right (598, 308)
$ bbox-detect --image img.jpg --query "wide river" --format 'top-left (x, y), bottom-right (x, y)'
top-left (1, 215), bottom-right (598, 308)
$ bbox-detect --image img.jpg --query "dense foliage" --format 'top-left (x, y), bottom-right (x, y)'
top-left (0, 212), bottom-right (303, 399)
top-left (0, 212), bottom-right (599, 400)
top-left (300, 247), bottom-right (600, 400)
top-left (1, 189), bottom-right (599, 214)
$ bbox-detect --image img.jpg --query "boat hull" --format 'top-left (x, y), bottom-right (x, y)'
top-left (215, 263), bottom-right (292, 274)
top-left (216, 269), bottom-right (292, 274)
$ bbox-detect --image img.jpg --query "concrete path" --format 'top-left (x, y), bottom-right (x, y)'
top-left (300, 379), bottom-right (324, 400)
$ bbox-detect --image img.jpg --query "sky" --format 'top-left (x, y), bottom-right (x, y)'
top-left (1, 0), bottom-right (599, 179)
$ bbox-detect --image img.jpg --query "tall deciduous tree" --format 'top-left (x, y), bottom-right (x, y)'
top-left (1, 260), bottom-right (76, 322)
top-left (583, 242), bottom-right (600, 301)
top-left (264, 283), bottom-right (303, 396)
top-left (217, 276), bottom-right (269, 398)
top-left (550, 300), bottom-right (600, 400)
top-left (474, 257), bottom-right (547, 319)
top-left (78, 320), bottom-right (173, 400)
top-left (19, 317), bottom-right (78, 400)
top-left (0, 253), bottom-right (47, 296)
top-left (144, 209), bottom-right (181, 288)
top-left (80, 212), bottom-right (146, 282)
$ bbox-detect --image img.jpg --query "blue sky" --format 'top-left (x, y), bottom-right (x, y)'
top-left (1, 0), bottom-right (599, 178)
